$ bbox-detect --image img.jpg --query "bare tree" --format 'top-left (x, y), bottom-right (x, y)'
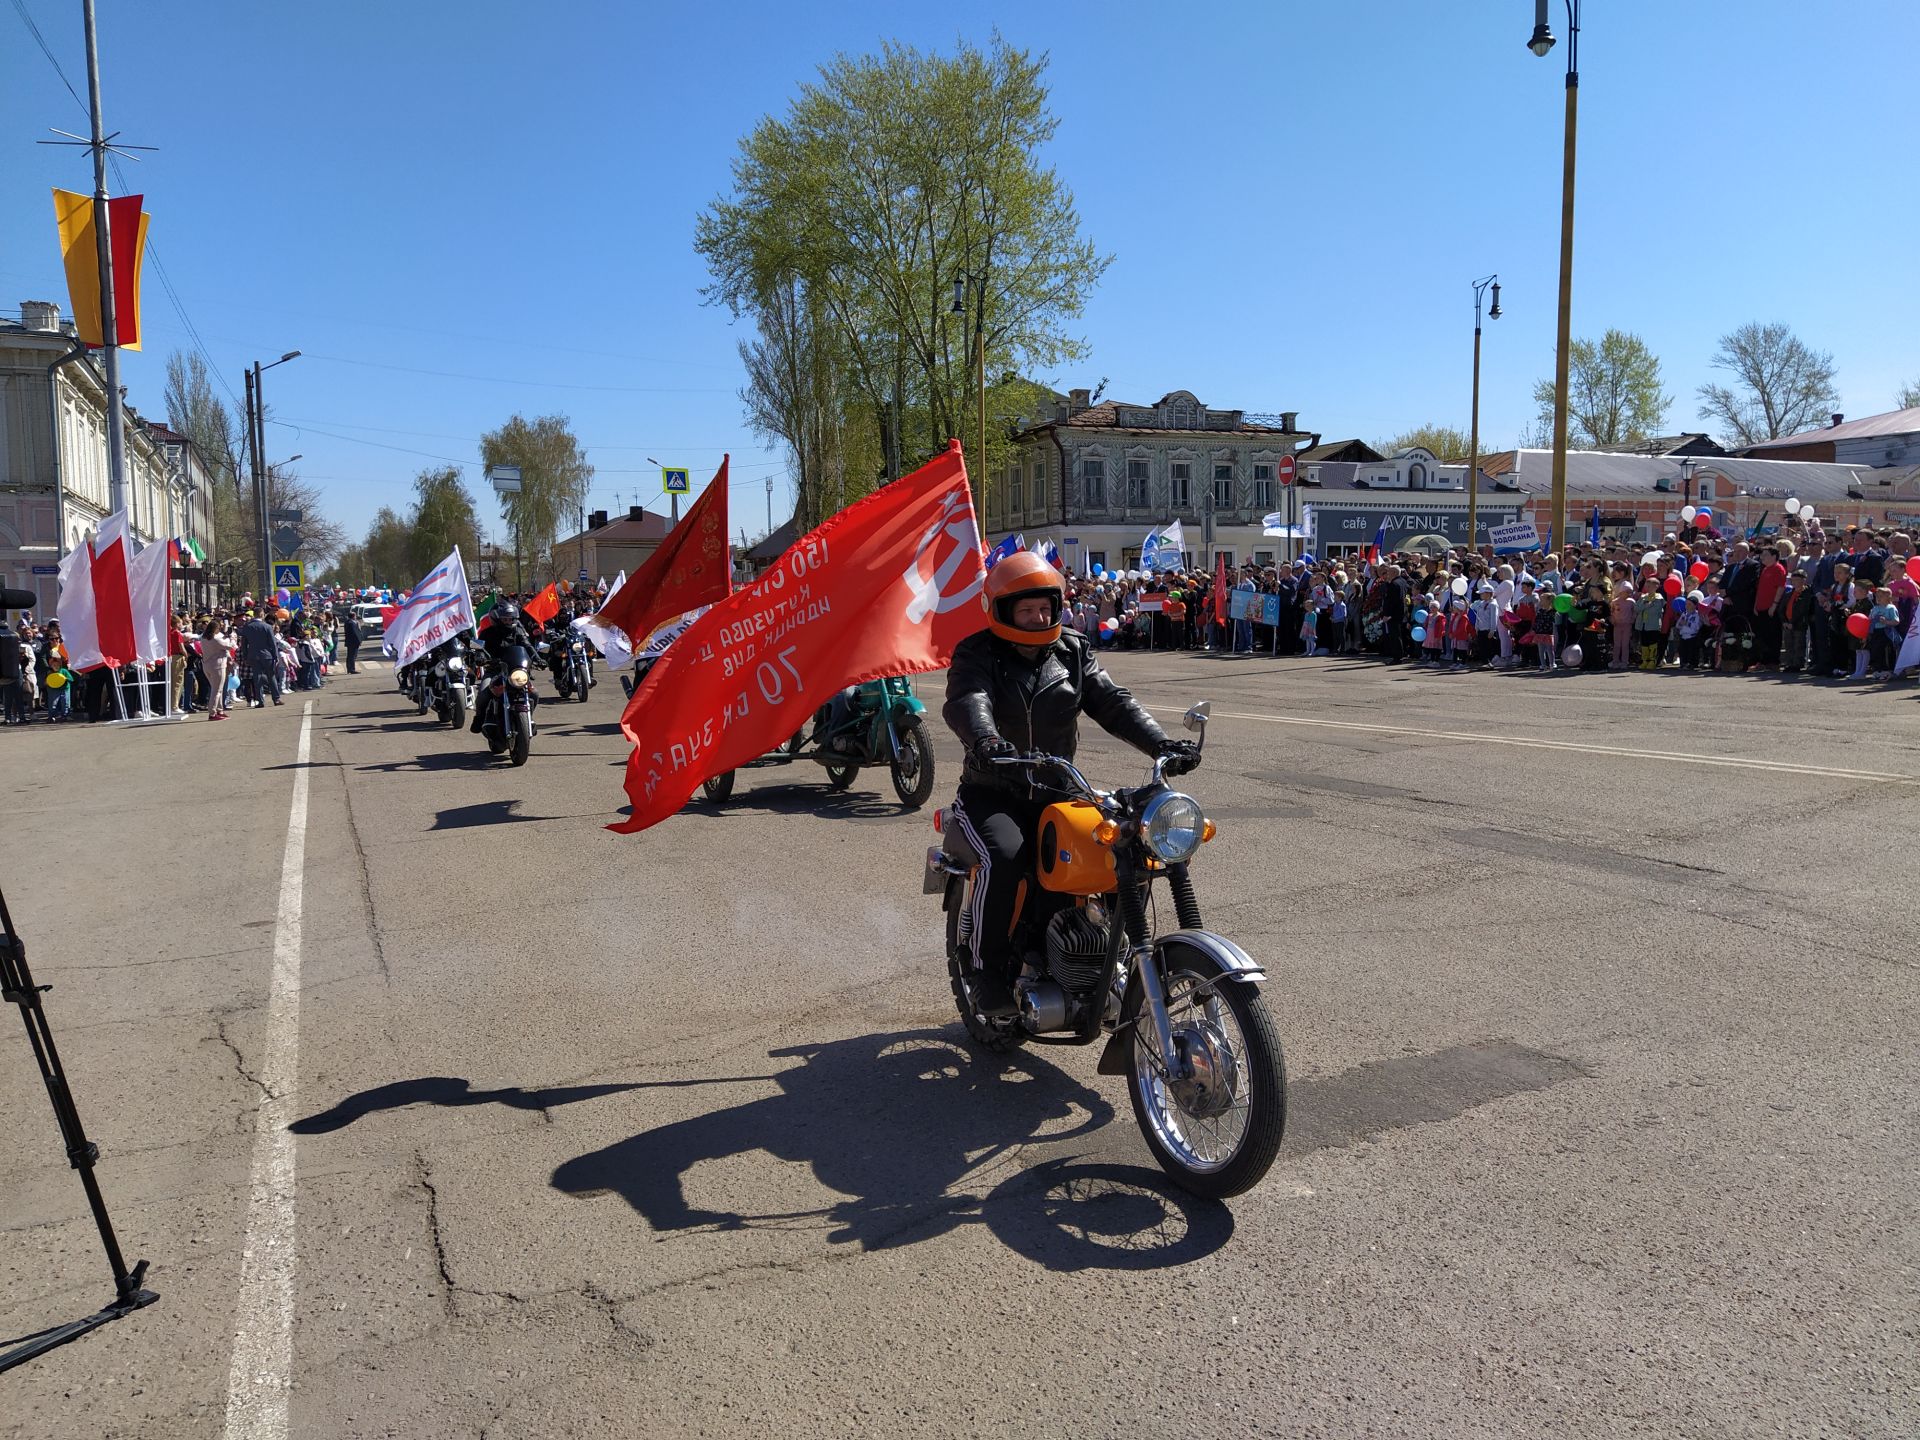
top-left (1898, 378), bottom-right (1920, 411)
top-left (1697, 322), bottom-right (1840, 445)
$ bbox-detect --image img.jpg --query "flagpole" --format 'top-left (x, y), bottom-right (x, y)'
top-left (82, 0), bottom-right (127, 516)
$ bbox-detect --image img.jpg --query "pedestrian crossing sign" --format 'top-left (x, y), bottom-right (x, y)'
top-left (662, 466), bottom-right (691, 494)
top-left (273, 562), bottom-right (305, 589)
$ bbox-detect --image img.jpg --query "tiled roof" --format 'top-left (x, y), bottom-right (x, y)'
top-left (1745, 407), bottom-right (1920, 450)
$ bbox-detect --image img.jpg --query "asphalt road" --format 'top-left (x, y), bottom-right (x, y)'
top-left (3, 651), bottom-right (1916, 1439)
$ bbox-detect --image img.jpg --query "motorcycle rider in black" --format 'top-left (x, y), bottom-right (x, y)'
top-left (942, 552), bottom-right (1199, 1016)
top-left (470, 599), bottom-right (534, 734)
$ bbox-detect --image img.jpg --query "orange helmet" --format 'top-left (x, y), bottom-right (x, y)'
top-left (984, 550), bottom-right (1065, 645)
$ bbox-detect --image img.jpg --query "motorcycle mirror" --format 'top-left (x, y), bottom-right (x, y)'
top-left (1182, 700), bottom-right (1210, 735)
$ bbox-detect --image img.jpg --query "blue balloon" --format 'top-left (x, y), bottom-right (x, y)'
top-left (1411, 626), bottom-right (1426, 643)
top-left (1669, 596), bottom-right (1686, 613)
top-left (1413, 608), bottom-right (1429, 624)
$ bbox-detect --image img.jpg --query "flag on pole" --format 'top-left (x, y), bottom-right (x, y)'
top-left (609, 441), bottom-right (985, 834)
top-left (472, 592), bottom-right (499, 632)
top-left (1037, 538), bottom-right (1061, 570)
top-left (1364, 517), bottom-right (1388, 564)
top-left (52, 189), bottom-right (150, 350)
top-left (384, 548), bottom-right (477, 668)
top-left (55, 537), bottom-right (102, 672)
top-left (1588, 505), bottom-right (1602, 546)
top-left (1214, 549), bottom-right (1230, 626)
top-left (128, 538), bottom-right (176, 665)
top-left (523, 581), bottom-right (560, 625)
top-left (984, 533), bottom-right (1024, 569)
top-left (1144, 520), bottom-right (1185, 571)
top-left (593, 459), bottom-right (732, 650)
top-left (90, 511), bottom-right (135, 668)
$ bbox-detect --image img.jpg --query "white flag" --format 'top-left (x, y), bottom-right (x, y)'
top-left (55, 538), bottom-right (102, 671)
top-left (575, 569), bottom-right (635, 668)
top-left (128, 537), bottom-right (175, 664)
top-left (384, 547), bottom-right (475, 668)
top-left (1897, 601), bottom-right (1920, 675)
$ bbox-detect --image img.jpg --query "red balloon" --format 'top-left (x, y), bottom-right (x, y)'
top-left (1846, 612), bottom-right (1870, 642)
top-left (1693, 513), bottom-right (1711, 529)
top-left (1689, 560), bottom-right (1709, 581)
top-left (1662, 574), bottom-right (1682, 597)
top-left (1906, 555), bottom-right (1920, 584)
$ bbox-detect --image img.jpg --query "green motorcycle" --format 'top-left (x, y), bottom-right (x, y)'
top-left (699, 676), bottom-right (936, 809)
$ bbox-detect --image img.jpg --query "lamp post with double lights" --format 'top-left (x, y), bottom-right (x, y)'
top-left (1528, 0), bottom-right (1579, 557)
top-left (247, 350), bottom-right (300, 596)
top-left (1467, 274), bottom-right (1502, 548)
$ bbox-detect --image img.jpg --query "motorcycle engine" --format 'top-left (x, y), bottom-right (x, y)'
top-left (1044, 904), bottom-right (1110, 996)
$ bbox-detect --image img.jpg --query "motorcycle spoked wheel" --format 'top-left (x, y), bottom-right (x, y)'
top-left (1127, 946), bottom-right (1287, 1200)
top-left (889, 728), bottom-right (935, 808)
top-left (945, 878), bottom-right (1025, 1053)
top-left (701, 770), bottom-right (736, 803)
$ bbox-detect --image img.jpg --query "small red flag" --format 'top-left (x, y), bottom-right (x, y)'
top-left (1214, 550), bottom-right (1230, 626)
top-left (609, 442), bottom-right (986, 834)
top-left (523, 582), bottom-right (560, 625)
top-left (593, 460), bottom-right (732, 648)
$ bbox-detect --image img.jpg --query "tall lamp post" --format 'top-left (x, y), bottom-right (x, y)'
top-left (1528, 0), bottom-right (1579, 557)
top-left (951, 277), bottom-right (987, 514)
top-left (247, 350), bottom-right (300, 596)
top-left (1467, 275), bottom-right (1502, 549)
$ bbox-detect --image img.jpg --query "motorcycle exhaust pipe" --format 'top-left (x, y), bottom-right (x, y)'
top-left (1018, 981), bottom-right (1070, 1033)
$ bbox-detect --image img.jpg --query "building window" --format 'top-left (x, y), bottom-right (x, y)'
top-left (1127, 457), bottom-right (1150, 508)
top-left (1213, 463), bottom-right (1233, 509)
top-left (1254, 550), bottom-right (1275, 567)
top-left (1082, 458), bottom-right (1106, 510)
top-left (1009, 471), bottom-right (1023, 513)
top-left (1253, 463), bottom-right (1274, 508)
top-left (1031, 461), bottom-right (1046, 515)
top-left (1216, 549), bottom-right (1235, 568)
top-left (1170, 461), bottom-right (1191, 510)
top-left (1089, 550), bottom-right (1108, 572)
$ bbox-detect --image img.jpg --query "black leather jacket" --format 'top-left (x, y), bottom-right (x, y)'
top-left (943, 627), bottom-right (1167, 792)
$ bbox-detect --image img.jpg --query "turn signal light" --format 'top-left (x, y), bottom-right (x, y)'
top-left (1201, 820), bottom-right (1217, 843)
top-left (1093, 820), bottom-right (1120, 846)
top-left (933, 808), bottom-right (945, 833)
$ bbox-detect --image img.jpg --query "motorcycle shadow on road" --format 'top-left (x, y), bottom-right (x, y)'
top-left (686, 785), bottom-right (913, 823)
top-left (549, 1029), bottom-right (1233, 1273)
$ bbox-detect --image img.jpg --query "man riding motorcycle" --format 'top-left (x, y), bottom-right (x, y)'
top-left (470, 598), bottom-right (534, 733)
top-left (942, 552), bottom-right (1199, 1017)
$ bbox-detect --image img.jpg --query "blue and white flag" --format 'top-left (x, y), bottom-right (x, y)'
top-left (984, 533), bottom-right (1025, 569)
top-left (383, 547), bottom-right (476, 667)
top-left (1143, 520), bottom-right (1186, 571)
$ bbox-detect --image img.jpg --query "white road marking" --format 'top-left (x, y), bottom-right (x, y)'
top-left (222, 702), bottom-right (313, 1440)
top-left (1149, 705), bottom-right (1920, 785)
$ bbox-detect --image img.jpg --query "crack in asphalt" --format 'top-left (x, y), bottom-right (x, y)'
top-left (413, 1149), bottom-right (459, 1321)
top-left (212, 1015), bottom-right (277, 1104)
top-left (329, 730), bottom-right (392, 986)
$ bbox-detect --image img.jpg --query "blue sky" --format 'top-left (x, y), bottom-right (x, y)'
top-left (4, 0), bottom-right (1915, 547)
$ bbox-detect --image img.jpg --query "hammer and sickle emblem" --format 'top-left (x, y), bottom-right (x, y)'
top-left (902, 491), bottom-right (986, 624)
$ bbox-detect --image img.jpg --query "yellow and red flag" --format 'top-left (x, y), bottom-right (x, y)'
top-left (523, 581), bottom-right (561, 625)
top-left (53, 188), bottom-right (149, 350)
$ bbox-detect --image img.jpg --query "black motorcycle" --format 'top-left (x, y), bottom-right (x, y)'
top-left (477, 642), bottom-right (538, 766)
top-left (428, 639), bottom-right (472, 730)
top-left (540, 628), bottom-right (593, 703)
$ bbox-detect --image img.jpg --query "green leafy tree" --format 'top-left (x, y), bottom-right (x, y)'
top-left (696, 35), bottom-right (1110, 515)
top-left (1696, 322), bottom-right (1839, 445)
top-left (407, 465), bottom-right (481, 576)
top-left (361, 506), bottom-right (412, 589)
top-left (1379, 425), bottom-right (1475, 462)
top-left (1533, 329), bottom-right (1671, 447)
top-left (481, 414), bottom-right (592, 583)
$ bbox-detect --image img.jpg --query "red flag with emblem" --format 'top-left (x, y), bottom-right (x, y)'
top-left (592, 460), bottom-right (732, 648)
top-left (523, 581), bottom-right (560, 625)
top-left (608, 441), bottom-right (985, 834)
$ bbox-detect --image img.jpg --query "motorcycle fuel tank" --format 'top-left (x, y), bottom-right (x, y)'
top-left (1036, 800), bottom-right (1117, 896)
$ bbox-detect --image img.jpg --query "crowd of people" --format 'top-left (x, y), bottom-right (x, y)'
top-left (1050, 520), bottom-right (1920, 682)
top-left (0, 599), bottom-right (364, 726)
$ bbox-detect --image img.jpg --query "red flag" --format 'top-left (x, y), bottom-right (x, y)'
top-left (594, 460), bottom-right (732, 647)
top-left (1214, 550), bottom-right (1230, 626)
top-left (609, 442), bottom-right (985, 834)
top-left (524, 582), bottom-right (560, 625)
top-left (91, 519), bottom-right (135, 669)
top-left (380, 605), bottom-right (401, 631)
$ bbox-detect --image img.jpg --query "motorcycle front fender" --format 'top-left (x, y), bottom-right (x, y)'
top-left (1094, 929), bottom-right (1266, 1078)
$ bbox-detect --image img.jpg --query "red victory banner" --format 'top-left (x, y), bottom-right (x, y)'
top-left (609, 441), bottom-right (985, 834)
top-left (593, 459), bottom-right (732, 650)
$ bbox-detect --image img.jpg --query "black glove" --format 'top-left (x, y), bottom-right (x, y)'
top-left (972, 735), bottom-right (1018, 765)
top-left (1158, 738), bottom-right (1202, 777)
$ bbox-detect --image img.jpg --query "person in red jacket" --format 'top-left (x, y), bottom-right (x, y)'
top-left (1752, 544), bottom-right (1789, 669)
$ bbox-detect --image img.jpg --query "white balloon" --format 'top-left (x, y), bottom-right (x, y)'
top-left (1680, 506), bottom-right (1697, 522)
top-left (1800, 507), bottom-right (1816, 522)
top-left (1786, 496), bottom-right (1802, 515)
top-left (1562, 644), bottom-right (1584, 667)
top-left (1450, 575), bottom-right (1469, 597)
top-left (1641, 551), bottom-right (1661, 567)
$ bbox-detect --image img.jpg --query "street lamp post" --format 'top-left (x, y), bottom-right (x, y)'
top-left (1528, 0), bottom-right (1579, 557)
top-left (248, 350), bottom-right (300, 595)
top-left (1468, 274), bottom-right (1502, 550)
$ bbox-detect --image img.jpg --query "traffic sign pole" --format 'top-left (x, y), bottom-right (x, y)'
top-left (1277, 454), bottom-right (1299, 564)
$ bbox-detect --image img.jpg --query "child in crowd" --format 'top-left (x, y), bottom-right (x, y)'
top-left (1449, 601), bottom-right (1474, 671)
top-left (1633, 577), bottom-right (1667, 670)
top-left (1609, 578), bottom-right (1635, 669)
top-left (1471, 582), bottom-right (1500, 667)
top-left (1867, 586), bottom-right (1899, 679)
top-left (1526, 589), bottom-right (1558, 671)
top-left (1675, 591), bottom-right (1706, 669)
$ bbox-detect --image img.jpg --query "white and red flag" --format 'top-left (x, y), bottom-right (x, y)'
top-left (609, 441), bottom-right (986, 834)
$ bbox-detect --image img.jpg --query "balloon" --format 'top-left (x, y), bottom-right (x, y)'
top-left (1663, 574), bottom-right (1683, 597)
top-left (1562, 644), bottom-right (1584, 667)
top-left (1450, 576), bottom-right (1469, 597)
top-left (1641, 551), bottom-right (1662, 568)
top-left (1411, 627), bottom-right (1426, 643)
top-left (1669, 596), bottom-right (1686, 614)
top-left (1799, 506), bottom-right (1816, 522)
top-left (1568, 608), bottom-right (1588, 625)
top-left (1554, 592), bottom-right (1575, 613)
top-left (1907, 556), bottom-right (1920, 584)
top-left (46, 670), bottom-right (67, 688)
top-left (1413, 608), bottom-right (1429, 624)
top-left (1695, 506), bottom-right (1712, 520)
top-left (1846, 612), bottom-right (1870, 641)
top-left (1680, 506), bottom-right (1697, 522)
top-left (1693, 513), bottom-right (1711, 530)
top-left (1786, 497), bottom-right (1802, 515)
top-left (275, 588), bottom-right (291, 604)
top-left (1689, 561), bottom-right (1710, 581)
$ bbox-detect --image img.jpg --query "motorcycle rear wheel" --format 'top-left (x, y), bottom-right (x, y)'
top-left (1128, 946), bottom-right (1286, 1200)
top-left (702, 770), bottom-right (736, 803)
top-left (946, 880), bottom-right (1025, 1053)
top-left (824, 760), bottom-right (858, 792)
top-left (890, 730), bottom-right (935, 808)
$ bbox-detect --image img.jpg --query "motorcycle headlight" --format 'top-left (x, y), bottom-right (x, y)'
top-left (446, 656), bottom-right (464, 673)
top-left (508, 668), bottom-right (530, 688)
top-left (1140, 791), bottom-right (1206, 865)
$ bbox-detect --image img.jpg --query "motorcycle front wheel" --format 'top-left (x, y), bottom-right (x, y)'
top-left (889, 729), bottom-right (935, 808)
top-left (449, 690), bottom-right (466, 729)
top-left (1128, 945), bottom-right (1286, 1200)
top-left (824, 760), bottom-right (858, 792)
